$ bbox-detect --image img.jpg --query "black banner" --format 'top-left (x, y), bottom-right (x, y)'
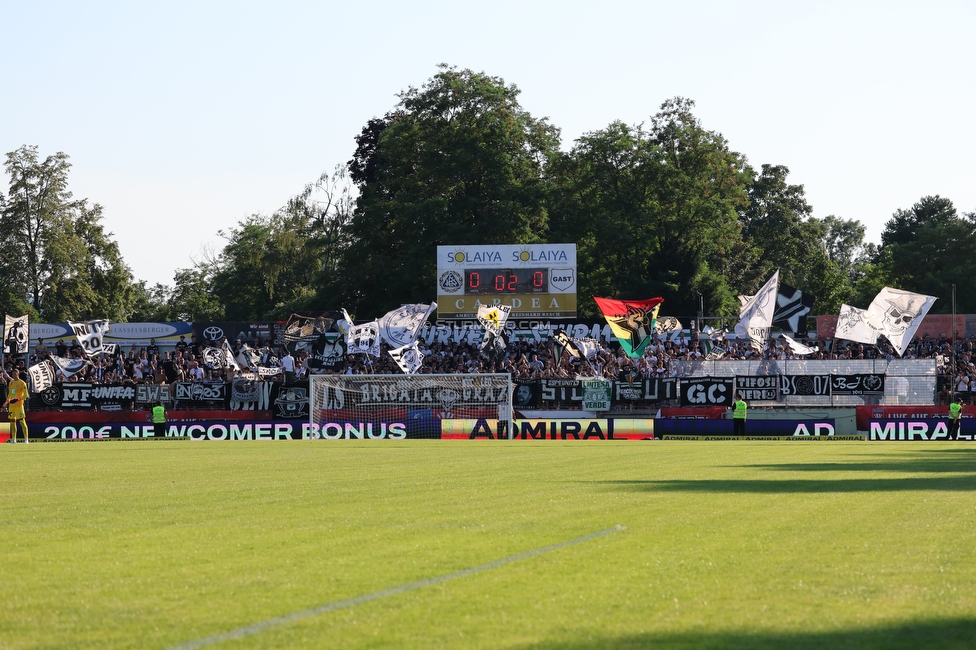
top-left (136, 383), bottom-right (173, 405)
top-left (38, 382), bottom-right (137, 409)
top-left (513, 380), bottom-right (539, 408)
top-left (271, 382), bottom-right (310, 419)
top-left (540, 379), bottom-right (584, 405)
top-left (614, 378), bottom-right (677, 403)
top-left (830, 374), bottom-right (885, 396)
top-left (680, 378), bottom-right (735, 407)
top-left (283, 313), bottom-right (346, 371)
top-left (780, 374), bottom-right (831, 396)
top-left (735, 376), bottom-right (778, 401)
top-left (174, 381), bottom-right (228, 406)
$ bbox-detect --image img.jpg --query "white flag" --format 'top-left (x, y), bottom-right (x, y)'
top-left (388, 341), bottom-right (425, 374)
top-left (834, 304), bottom-right (879, 345)
top-left (477, 304), bottom-right (512, 334)
top-left (865, 287), bottom-right (937, 357)
top-left (28, 360), bottom-right (55, 391)
top-left (67, 319), bottom-right (110, 357)
top-left (781, 334), bottom-right (817, 356)
top-left (50, 355), bottom-right (88, 378)
top-left (378, 303), bottom-right (437, 348)
top-left (222, 339), bottom-right (241, 371)
top-left (4, 314), bottom-right (30, 354)
top-left (734, 271), bottom-right (779, 350)
top-left (574, 338), bottom-right (601, 361)
top-left (345, 313), bottom-right (381, 357)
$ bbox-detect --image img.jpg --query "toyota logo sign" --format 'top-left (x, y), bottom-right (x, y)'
top-left (203, 326), bottom-right (224, 341)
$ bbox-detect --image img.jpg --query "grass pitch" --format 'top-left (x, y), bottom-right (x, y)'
top-left (3, 440), bottom-right (976, 649)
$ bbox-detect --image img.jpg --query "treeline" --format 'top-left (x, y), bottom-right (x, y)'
top-left (3, 65), bottom-right (974, 324)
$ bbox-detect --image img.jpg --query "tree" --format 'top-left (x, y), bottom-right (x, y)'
top-left (340, 65), bottom-right (561, 317)
top-left (548, 98), bottom-right (751, 318)
top-left (737, 164), bottom-right (856, 314)
top-left (167, 268), bottom-right (223, 321)
top-left (873, 196), bottom-right (976, 312)
top-left (1, 145), bottom-right (136, 321)
top-left (208, 167), bottom-right (355, 320)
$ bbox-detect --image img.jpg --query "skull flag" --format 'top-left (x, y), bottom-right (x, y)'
top-left (865, 287), bottom-right (936, 357)
top-left (593, 297), bottom-right (663, 358)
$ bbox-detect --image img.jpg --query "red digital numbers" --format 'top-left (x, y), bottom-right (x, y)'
top-left (464, 268), bottom-right (548, 294)
top-left (493, 274), bottom-right (517, 291)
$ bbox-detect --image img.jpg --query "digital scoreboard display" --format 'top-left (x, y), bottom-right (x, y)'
top-left (464, 268), bottom-right (548, 295)
top-left (437, 244), bottom-right (577, 319)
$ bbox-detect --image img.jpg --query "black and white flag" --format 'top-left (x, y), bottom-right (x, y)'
top-left (735, 271), bottom-right (779, 350)
top-left (50, 355), bottom-right (89, 379)
top-left (67, 319), bottom-right (110, 357)
top-left (236, 343), bottom-right (261, 368)
top-left (389, 341), bottom-right (425, 374)
top-left (344, 309), bottom-right (381, 357)
top-left (866, 287), bottom-right (937, 357)
top-left (28, 360), bottom-right (55, 392)
top-left (773, 282), bottom-right (815, 333)
top-left (378, 303), bottom-right (437, 348)
top-left (4, 314), bottom-right (29, 354)
top-left (222, 339), bottom-right (240, 371)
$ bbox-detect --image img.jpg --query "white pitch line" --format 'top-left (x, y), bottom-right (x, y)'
top-left (169, 525), bottom-right (624, 650)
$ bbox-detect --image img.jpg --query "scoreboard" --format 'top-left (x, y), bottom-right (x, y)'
top-left (437, 244), bottom-right (577, 319)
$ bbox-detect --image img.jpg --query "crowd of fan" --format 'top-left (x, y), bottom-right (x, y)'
top-left (2, 330), bottom-right (968, 386)
top-left (3, 335), bottom-right (307, 385)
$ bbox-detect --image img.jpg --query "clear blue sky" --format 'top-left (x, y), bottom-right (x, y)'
top-left (3, 1), bottom-right (974, 288)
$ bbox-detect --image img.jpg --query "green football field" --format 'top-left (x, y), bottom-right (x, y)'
top-left (3, 440), bottom-right (976, 649)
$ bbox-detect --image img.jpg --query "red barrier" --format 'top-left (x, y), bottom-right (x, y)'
top-left (660, 407), bottom-right (727, 420)
top-left (856, 405), bottom-right (964, 430)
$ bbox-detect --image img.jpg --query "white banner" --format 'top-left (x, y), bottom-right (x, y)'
top-left (67, 319), bottom-right (110, 357)
top-left (866, 287), bottom-right (937, 357)
top-left (734, 271), bottom-right (779, 350)
top-left (388, 341), bottom-right (425, 374)
top-left (378, 303), bottom-right (437, 348)
top-left (4, 314), bottom-right (30, 354)
top-left (28, 360), bottom-right (54, 392)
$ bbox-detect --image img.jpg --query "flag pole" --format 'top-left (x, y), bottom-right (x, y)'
top-left (952, 283), bottom-right (957, 402)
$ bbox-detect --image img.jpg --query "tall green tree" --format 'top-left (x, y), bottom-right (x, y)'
top-left (548, 98), bottom-right (751, 318)
top-left (872, 195), bottom-right (976, 312)
top-left (1, 145), bottom-right (135, 321)
top-left (340, 65), bottom-right (561, 317)
top-left (208, 166), bottom-right (355, 320)
top-left (738, 164), bottom-right (852, 314)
